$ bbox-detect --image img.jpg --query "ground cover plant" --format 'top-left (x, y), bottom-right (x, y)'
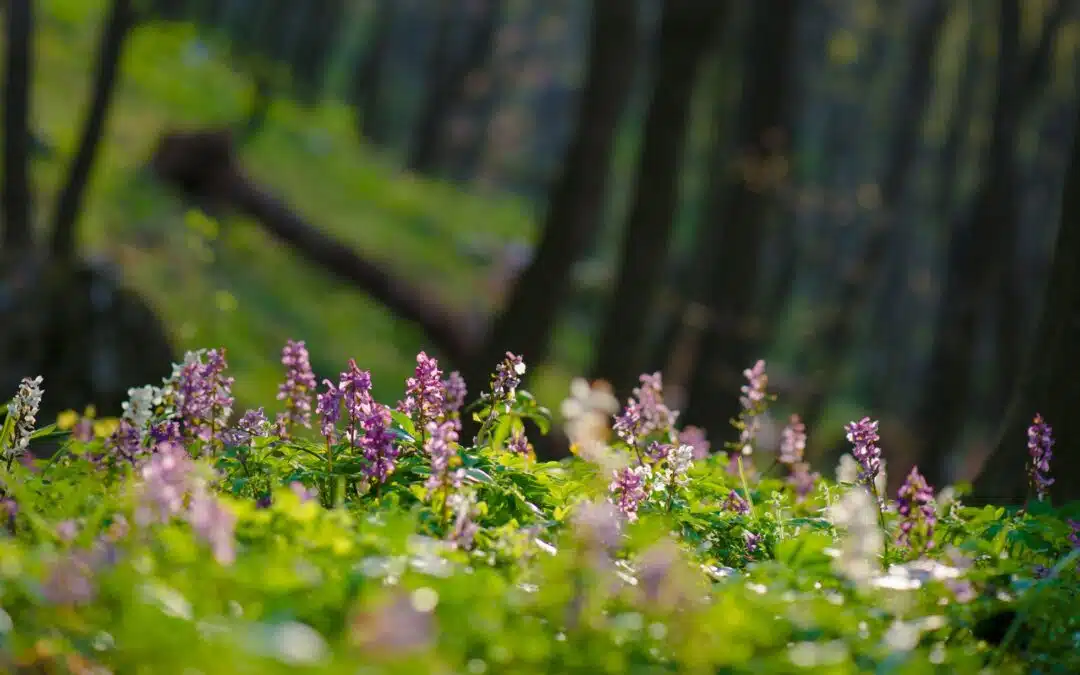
top-left (0, 343), bottom-right (1078, 674)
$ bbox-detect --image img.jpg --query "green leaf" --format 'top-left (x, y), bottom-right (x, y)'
top-left (464, 468), bottom-right (494, 485)
top-left (390, 411), bottom-right (417, 443)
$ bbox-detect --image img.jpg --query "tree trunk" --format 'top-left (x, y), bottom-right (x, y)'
top-left (972, 97), bottom-right (1080, 505)
top-left (2, 0), bottom-right (34, 251)
top-left (408, 0), bottom-right (500, 175)
top-left (589, 0), bottom-right (725, 396)
top-left (916, 0), bottom-right (1044, 488)
top-left (680, 0), bottom-right (797, 433)
top-left (352, 0), bottom-right (394, 143)
top-left (461, 0), bottom-right (639, 394)
top-left (50, 0), bottom-right (135, 258)
top-left (800, 0), bottom-right (948, 434)
top-left (149, 129), bottom-right (474, 367)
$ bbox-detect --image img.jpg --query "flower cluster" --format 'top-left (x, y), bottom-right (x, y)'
top-left (678, 425), bottom-right (710, 460)
top-left (490, 352), bottom-right (525, 411)
top-left (896, 466), bottom-right (936, 553)
top-left (1027, 413), bottom-right (1054, 501)
top-left (778, 414), bottom-right (806, 465)
top-left (222, 408), bottom-right (272, 448)
top-left (338, 359), bottom-right (399, 485)
top-left (613, 372), bottom-right (677, 449)
top-left (135, 440), bottom-right (236, 564)
top-left (723, 490), bottom-right (750, 515)
top-left (5, 375), bottom-right (44, 461)
top-left (787, 462), bottom-right (820, 503)
top-left (398, 351), bottom-right (446, 431)
top-left (447, 491), bottom-right (480, 550)
top-left (844, 417), bottom-right (882, 487)
top-left (174, 349), bottom-right (235, 446)
top-left (736, 360), bottom-right (769, 455)
top-left (507, 425), bottom-right (532, 456)
top-left (609, 464), bottom-right (651, 521)
top-left (424, 419), bottom-right (462, 496)
top-left (275, 339), bottom-right (317, 436)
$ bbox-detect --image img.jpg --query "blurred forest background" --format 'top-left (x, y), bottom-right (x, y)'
top-left (2, 0), bottom-right (1080, 502)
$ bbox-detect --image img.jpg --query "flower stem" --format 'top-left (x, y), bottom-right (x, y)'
top-left (737, 456), bottom-right (754, 511)
top-left (870, 482), bottom-right (889, 558)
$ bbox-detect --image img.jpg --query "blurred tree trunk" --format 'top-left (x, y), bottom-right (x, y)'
top-left (407, 0), bottom-right (456, 172)
top-left (800, 1), bottom-right (948, 434)
top-left (351, 0), bottom-right (394, 144)
top-left (589, 0), bottom-right (726, 396)
top-left (917, 0), bottom-right (1065, 488)
top-left (2, 0), bottom-right (34, 251)
top-left (461, 0), bottom-right (639, 395)
top-left (408, 0), bottom-right (500, 175)
top-left (680, 0), bottom-right (797, 433)
top-left (973, 98), bottom-right (1080, 505)
top-left (51, 0), bottom-right (135, 258)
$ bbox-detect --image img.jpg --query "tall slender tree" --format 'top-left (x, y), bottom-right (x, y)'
top-left (51, 0), bottom-right (136, 258)
top-left (680, 0), bottom-right (798, 432)
top-left (408, 0), bottom-right (501, 175)
top-left (461, 0), bottom-right (639, 395)
top-left (916, 0), bottom-right (1068, 487)
top-left (2, 0), bottom-right (34, 251)
top-left (351, 0), bottom-right (394, 143)
top-left (973, 94), bottom-right (1080, 505)
top-left (589, 0), bottom-right (726, 396)
top-left (799, 1), bottom-right (949, 434)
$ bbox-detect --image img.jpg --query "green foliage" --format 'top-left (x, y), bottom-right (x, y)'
top-left (0, 359), bottom-right (1078, 674)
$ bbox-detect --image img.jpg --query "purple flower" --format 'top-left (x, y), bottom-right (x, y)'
top-left (787, 462), bottom-right (819, 503)
top-left (443, 371), bottom-right (467, 414)
top-left (678, 426), bottom-right (710, 459)
top-left (613, 372), bottom-right (677, 448)
top-left (491, 352), bottom-right (526, 410)
top-left (340, 359), bottom-right (374, 438)
top-left (149, 419), bottom-right (183, 446)
top-left (723, 490), bottom-right (750, 515)
top-left (223, 408), bottom-right (271, 447)
top-left (2, 498), bottom-right (17, 534)
top-left (1027, 413), bottom-right (1054, 501)
top-left (188, 486), bottom-right (237, 566)
top-left (5, 375), bottom-right (43, 459)
top-left (447, 492), bottom-right (479, 550)
top-left (506, 426), bottom-right (532, 456)
top-left (609, 465), bottom-right (651, 521)
top-left (276, 339), bottom-right (317, 436)
top-left (72, 417), bottom-right (94, 443)
top-left (572, 499), bottom-right (624, 551)
top-left (844, 417), bottom-right (882, 486)
top-left (736, 360), bottom-right (769, 455)
top-left (896, 466), bottom-right (936, 552)
top-left (360, 401), bottom-right (399, 484)
top-left (42, 551), bottom-right (97, 606)
top-left (1067, 519), bottom-right (1079, 548)
top-left (290, 481), bottom-right (317, 503)
top-left (745, 531), bottom-right (762, 555)
top-left (316, 378), bottom-right (343, 442)
top-left (56, 519), bottom-right (79, 542)
top-left (399, 352), bottom-right (446, 428)
top-left (740, 360), bottom-right (768, 410)
top-left (136, 441), bottom-right (195, 525)
top-left (424, 419), bottom-right (462, 495)
top-left (174, 349), bottom-right (234, 445)
top-left (779, 414), bottom-right (806, 465)
top-left (106, 419), bottom-right (146, 463)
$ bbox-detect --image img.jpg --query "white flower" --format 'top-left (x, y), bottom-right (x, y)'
top-left (827, 487), bottom-right (882, 588)
top-left (836, 453), bottom-right (859, 484)
top-left (6, 375), bottom-right (44, 455)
